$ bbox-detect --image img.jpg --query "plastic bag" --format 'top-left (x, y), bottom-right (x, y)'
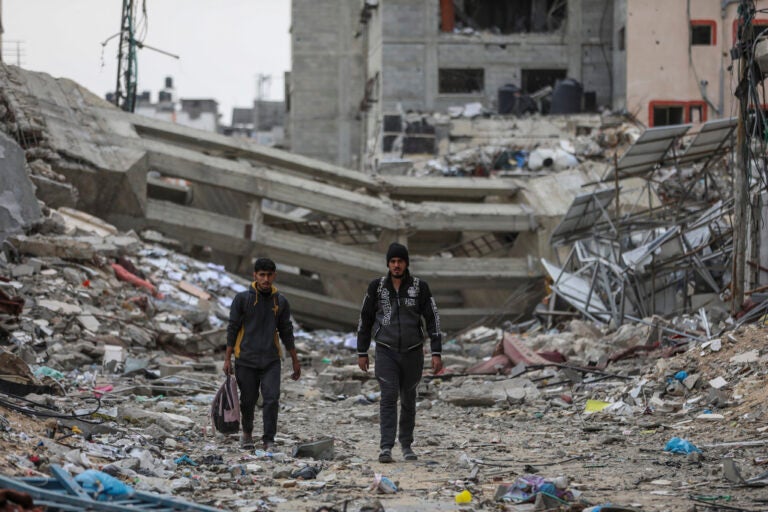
top-left (74, 469), bottom-right (134, 501)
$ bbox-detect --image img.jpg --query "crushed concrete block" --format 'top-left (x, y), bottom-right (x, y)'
top-left (8, 234), bottom-right (96, 260)
top-left (124, 324), bottom-right (155, 347)
top-left (0, 132), bottom-right (43, 243)
top-left (118, 406), bottom-right (195, 432)
top-left (28, 174), bottom-right (79, 209)
top-left (37, 299), bottom-right (82, 315)
top-left (709, 376), bottom-right (728, 389)
top-left (77, 314), bottom-right (101, 332)
top-left (730, 350), bottom-right (759, 364)
top-left (11, 264), bottom-right (36, 277)
top-left (567, 320), bottom-right (603, 339)
top-left (58, 207), bottom-right (118, 237)
top-left (159, 364), bottom-right (187, 377)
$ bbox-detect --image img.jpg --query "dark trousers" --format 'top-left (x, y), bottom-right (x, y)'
top-left (374, 344), bottom-right (424, 450)
top-left (235, 360), bottom-right (281, 442)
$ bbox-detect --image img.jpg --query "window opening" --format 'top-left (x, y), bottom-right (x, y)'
top-left (521, 69), bottom-right (567, 94)
top-left (649, 101), bottom-right (707, 127)
top-left (444, 0), bottom-right (567, 34)
top-left (690, 20), bottom-right (716, 46)
top-left (438, 68), bottom-right (485, 94)
top-left (653, 105), bottom-right (685, 126)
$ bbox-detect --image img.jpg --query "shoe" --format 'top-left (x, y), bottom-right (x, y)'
top-left (402, 446), bottom-right (418, 461)
top-left (263, 441), bottom-right (276, 452)
top-left (240, 434), bottom-right (255, 450)
top-left (378, 448), bottom-right (394, 463)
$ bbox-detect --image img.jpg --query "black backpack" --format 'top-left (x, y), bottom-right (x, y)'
top-left (211, 375), bottom-right (240, 434)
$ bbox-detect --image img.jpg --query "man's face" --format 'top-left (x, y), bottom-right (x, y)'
top-left (254, 270), bottom-right (276, 291)
top-left (388, 257), bottom-right (407, 278)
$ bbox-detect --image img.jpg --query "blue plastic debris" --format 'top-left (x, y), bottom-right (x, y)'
top-left (174, 454), bottom-right (198, 466)
top-left (74, 469), bottom-right (134, 501)
top-left (664, 437), bottom-right (701, 454)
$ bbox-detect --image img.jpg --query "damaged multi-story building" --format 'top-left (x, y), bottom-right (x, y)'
top-left (613, 0), bottom-right (759, 128)
top-left (288, 0), bottom-right (762, 167)
top-left (288, 0), bottom-right (615, 170)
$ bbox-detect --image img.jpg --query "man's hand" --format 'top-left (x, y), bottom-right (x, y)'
top-left (431, 355), bottom-right (443, 374)
top-left (223, 358), bottom-right (232, 375)
top-left (358, 355), bottom-right (369, 372)
top-left (291, 358), bottom-right (301, 381)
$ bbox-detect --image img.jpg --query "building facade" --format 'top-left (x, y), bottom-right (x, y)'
top-left (616, 0), bottom-right (768, 127)
top-left (290, 0), bottom-right (615, 170)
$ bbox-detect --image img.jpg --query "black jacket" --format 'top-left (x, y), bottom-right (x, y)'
top-left (227, 283), bottom-right (295, 368)
top-left (356, 272), bottom-right (441, 355)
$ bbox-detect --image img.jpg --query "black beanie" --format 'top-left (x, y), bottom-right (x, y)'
top-left (386, 242), bottom-right (409, 265)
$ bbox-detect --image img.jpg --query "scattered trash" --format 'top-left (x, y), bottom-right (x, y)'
top-left (370, 474), bottom-right (398, 494)
top-left (290, 465), bottom-right (321, 480)
top-left (293, 437), bottom-right (334, 460)
top-left (455, 489), bottom-right (472, 504)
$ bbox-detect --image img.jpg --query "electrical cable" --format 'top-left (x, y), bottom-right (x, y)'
top-left (0, 392), bottom-right (104, 424)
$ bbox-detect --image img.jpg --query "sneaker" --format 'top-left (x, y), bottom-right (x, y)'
top-left (240, 434), bottom-right (255, 450)
top-left (402, 446), bottom-right (418, 461)
top-left (378, 448), bottom-right (394, 463)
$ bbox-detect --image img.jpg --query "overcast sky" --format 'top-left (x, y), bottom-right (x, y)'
top-left (3, 1), bottom-right (291, 124)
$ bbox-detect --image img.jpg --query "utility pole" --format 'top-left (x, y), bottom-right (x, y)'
top-left (115, 0), bottom-right (138, 112)
top-left (732, 0), bottom-right (752, 315)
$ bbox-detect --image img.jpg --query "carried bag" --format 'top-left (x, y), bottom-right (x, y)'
top-left (211, 374), bottom-right (240, 434)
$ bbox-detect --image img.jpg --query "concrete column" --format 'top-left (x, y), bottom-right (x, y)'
top-left (568, 0), bottom-right (583, 81)
top-left (246, 200), bottom-right (263, 241)
top-left (424, 0), bottom-right (438, 110)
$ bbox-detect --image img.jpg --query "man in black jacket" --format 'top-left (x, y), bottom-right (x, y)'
top-left (357, 243), bottom-right (442, 463)
top-left (225, 258), bottom-right (301, 451)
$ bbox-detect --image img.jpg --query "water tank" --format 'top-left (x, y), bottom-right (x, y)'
top-left (550, 79), bottom-right (583, 114)
top-left (497, 84), bottom-right (521, 115)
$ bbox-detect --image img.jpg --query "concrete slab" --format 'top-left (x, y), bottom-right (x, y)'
top-left (0, 132), bottom-right (42, 242)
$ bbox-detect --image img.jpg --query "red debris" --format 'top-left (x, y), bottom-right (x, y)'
top-left (110, 263), bottom-right (163, 298)
top-left (0, 287), bottom-right (24, 316)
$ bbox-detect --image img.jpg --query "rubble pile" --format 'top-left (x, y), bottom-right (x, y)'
top-left (0, 212), bottom-right (766, 510)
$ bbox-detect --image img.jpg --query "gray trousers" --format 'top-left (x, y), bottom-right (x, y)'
top-left (375, 344), bottom-right (424, 450)
top-left (235, 360), bottom-right (280, 443)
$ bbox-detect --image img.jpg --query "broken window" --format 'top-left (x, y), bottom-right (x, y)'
top-left (382, 115), bottom-right (436, 155)
top-left (443, 0), bottom-right (567, 34)
top-left (690, 20), bottom-right (716, 46)
top-left (650, 101), bottom-right (707, 127)
top-left (521, 69), bottom-right (566, 94)
top-left (438, 68), bottom-right (485, 94)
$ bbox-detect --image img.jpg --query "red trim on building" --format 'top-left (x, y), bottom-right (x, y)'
top-left (732, 18), bottom-right (768, 44)
top-left (690, 19), bottom-right (717, 45)
top-left (440, 0), bottom-right (455, 32)
top-left (648, 100), bottom-right (708, 127)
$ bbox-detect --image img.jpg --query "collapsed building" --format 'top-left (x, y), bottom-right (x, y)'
top-left (1, 63), bottom-right (605, 332)
top-left (2, 54), bottom-right (766, 337)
